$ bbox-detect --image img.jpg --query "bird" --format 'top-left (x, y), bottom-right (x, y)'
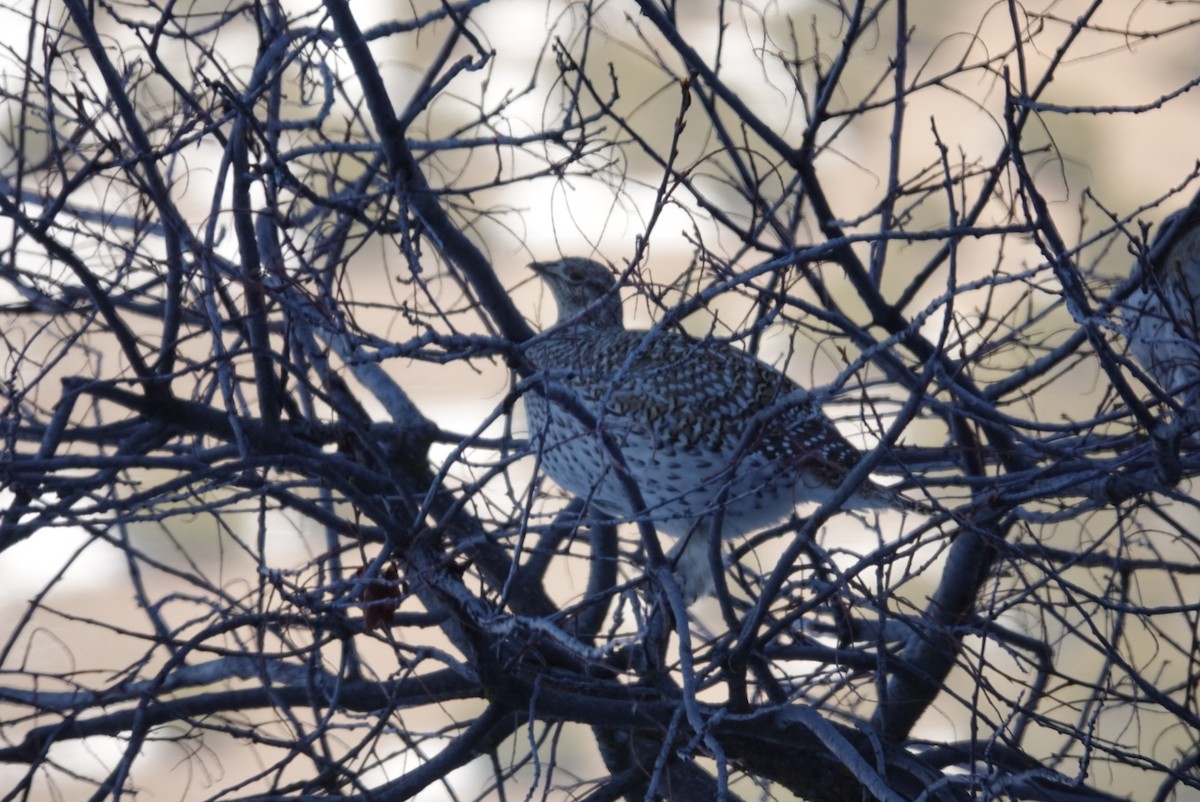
top-left (1125, 208), bottom-right (1200, 403)
top-left (522, 256), bottom-right (921, 602)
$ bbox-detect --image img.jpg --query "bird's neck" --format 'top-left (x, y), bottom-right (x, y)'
top-left (558, 302), bottom-right (623, 332)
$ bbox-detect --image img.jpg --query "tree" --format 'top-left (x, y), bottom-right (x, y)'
top-left (2, 1), bottom-right (1198, 800)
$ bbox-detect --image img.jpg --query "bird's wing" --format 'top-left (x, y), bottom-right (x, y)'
top-left (582, 331), bottom-right (860, 460)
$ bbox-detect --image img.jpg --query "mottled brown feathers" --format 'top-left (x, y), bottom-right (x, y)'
top-left (524, 257), bottom-right (918, 600)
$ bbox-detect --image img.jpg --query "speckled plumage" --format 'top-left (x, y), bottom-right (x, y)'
top-left (1125, 210), bottom-right (1200, 400)
top-left (524, 257), bottom-right (914, 600)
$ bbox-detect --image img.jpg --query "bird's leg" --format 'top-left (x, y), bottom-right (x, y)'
top-left (1149, 415), bottom-right (1184, 487)
top-left (666, 519), bottom-right (718, 604)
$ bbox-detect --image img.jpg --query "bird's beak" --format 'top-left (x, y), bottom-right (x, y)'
top-left (528, 261), bottom-right (551, 276)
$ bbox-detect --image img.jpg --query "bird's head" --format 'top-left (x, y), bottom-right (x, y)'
top-left (529, 257), bottom-right (624, 330)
